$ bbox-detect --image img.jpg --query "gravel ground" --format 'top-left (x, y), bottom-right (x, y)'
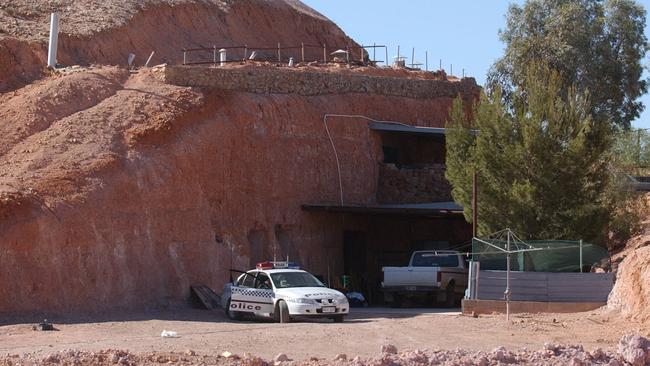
top-left (1, 307), bottom-right (649, 365)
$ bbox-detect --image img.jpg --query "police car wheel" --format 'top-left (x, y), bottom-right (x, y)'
top-left (274, 300), bottom-right (291, 323)
top-left (226, 298), bottom-right (242, 321)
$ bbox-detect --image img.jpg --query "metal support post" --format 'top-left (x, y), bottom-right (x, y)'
top-left (384, 47), bottom-right (388, 67)
top-left (301, 42), bottom-right (305, 63)
top-left (505, 232), bottom-right (512, 322)
top-left (411, 47), bottom-right (415, 68)
top-left (373, 43), bottom-right (376, 62)
top-left (472, 170), bottom-right (477, 237)
top-left (213, 46), bottom-right (217, 65)
top-left (277, 43), bottom-right (281, 63)
top-left (425, 51), bottom-right (428, 71)
top-left (579, 239), bottom-right (583, 272)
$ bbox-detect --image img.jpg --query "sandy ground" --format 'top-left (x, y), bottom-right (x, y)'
top-left (1, 306), bottom-right (647, 361)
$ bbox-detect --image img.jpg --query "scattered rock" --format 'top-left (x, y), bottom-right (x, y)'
top-left (273, 353), bottom-right (289, 362)
top-left (618, 334), bottom-right (650, 366)
top-left (380, 344), bottom-right (397, 354)
top-left (333, 353), bottom-right (347, 361)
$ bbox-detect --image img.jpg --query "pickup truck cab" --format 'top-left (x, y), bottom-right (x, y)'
top-left (381, 250), bottom-right (468, 307)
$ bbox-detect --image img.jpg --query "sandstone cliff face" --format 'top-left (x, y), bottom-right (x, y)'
top-left (0, 0), bottom-right (480, 314)
top-left (0, 0), bottom-right (357, 91)
top-left (0, 65), bottom-right (477, 313)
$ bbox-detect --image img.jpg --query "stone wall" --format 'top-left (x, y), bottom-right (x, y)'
top-left (158, 65), bottom-right (481, 100)
top-left (377, 163), bottom-right (452, 204)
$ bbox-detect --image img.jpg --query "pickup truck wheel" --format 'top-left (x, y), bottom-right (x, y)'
top-left (390, 294), bottom-right (402, 308)
top-left (225, 298), bottom-right (242, 321)
top-left (445, 282), bottom-right (456, 307)
top-left (274, 300), bottom-right (291, 323)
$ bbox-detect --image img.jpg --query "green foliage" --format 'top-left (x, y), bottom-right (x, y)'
top-left (446, 64), bottom-right (619, 242)
top-left (487, 0), bottom-right (648, 129)
top-left (611, 128), bottom-right (650, 175)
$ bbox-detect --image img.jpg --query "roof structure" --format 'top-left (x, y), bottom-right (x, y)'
top-left (301, 201), bottom-right (464, 217)
top-left (369, 121), bottom-right (479, 138)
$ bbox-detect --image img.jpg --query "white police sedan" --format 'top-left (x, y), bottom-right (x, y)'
top-left (221, 264), bottom-right (349, 323)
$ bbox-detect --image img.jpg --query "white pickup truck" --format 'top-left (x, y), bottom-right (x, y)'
top-left (381, 250), bottom-right (468, 307)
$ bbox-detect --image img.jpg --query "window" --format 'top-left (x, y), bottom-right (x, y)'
top-left (411, 253), bottom-right (459, 267)
top-left (270, 272), bottom-right (326, 289)
top-left (255, 274), bottom-right (272, 289)
top-left (240, 272), bottom-right (256, 288)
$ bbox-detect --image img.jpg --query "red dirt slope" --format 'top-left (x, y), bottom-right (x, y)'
top-left (0, 0), bottom-right (358, 91)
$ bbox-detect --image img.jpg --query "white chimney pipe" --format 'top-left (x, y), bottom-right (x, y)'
top-left (219, 48), bottom-right (227, 67)
top-left (47, 13), bottom-right (59, 69)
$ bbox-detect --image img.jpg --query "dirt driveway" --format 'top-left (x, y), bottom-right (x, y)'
top-left (0, 306), bottom-right (645, 360)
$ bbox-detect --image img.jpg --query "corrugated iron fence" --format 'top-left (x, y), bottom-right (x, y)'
top-left (475, 270), bottom-right (613, 302)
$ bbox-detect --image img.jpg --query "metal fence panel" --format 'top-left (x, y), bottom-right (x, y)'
top-left (476, 270), bottom-right (613, 302)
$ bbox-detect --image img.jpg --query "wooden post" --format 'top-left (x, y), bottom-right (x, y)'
top-left (183, 50), bottom-right (186, 65)
top-left (301, 42), bottom-right (305, 63)
top-left (213, 46), bottom-right (217, 65)
top-left (472, 170), bottom-right (477, 237)
top-left (277, 42), bottom-right (281, 63)
top-left (323, 44), bottom-right (327, 63)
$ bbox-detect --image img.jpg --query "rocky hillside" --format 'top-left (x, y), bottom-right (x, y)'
top-left (0, 0), bottom-right (357, 91)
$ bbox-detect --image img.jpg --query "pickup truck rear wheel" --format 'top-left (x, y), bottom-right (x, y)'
top-left (445, 282), bottom-right (456, 307)
top-left (274, 300), bottom-right (291, 323)
top-left (390, 294), bottom-right (402, 308)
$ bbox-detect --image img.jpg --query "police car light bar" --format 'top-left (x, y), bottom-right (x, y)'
top-left (256, 261), bottom-right (274, 270)
top-left (256, 261), bottom-right (301, 270)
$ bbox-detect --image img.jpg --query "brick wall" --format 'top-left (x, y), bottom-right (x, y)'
top-left (377, 163), bottom-right (452, 204)
top-left (157, 65), bottom-right (480, 99)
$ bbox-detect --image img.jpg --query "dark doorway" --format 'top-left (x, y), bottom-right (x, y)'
top-left (343, 231), bottom-right (368, 294)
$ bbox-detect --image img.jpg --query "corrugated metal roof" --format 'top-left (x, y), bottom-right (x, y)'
top-left (369, 121), bottom-right (478, 137)
top-left (301, 201), bottom-right (464, 217)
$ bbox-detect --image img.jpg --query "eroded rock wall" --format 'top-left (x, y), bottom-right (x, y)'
top-left (0, 66), bottom-right (476, 314)
top-left (0, 0), bottom-right (358, 92)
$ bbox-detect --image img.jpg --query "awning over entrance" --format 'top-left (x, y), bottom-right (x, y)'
top-left (301, 201), bottom-right (464, 217)
top-left (369, 121), bottom-right (478, 138)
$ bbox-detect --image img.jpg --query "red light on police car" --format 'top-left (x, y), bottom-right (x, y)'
top-left (256, 261), bottom-right (274, 270)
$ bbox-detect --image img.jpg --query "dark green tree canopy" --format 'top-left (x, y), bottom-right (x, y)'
top-left (447, 65), bottom-right (615, 242)
top-left (487, 0), bottom-right (648, 129)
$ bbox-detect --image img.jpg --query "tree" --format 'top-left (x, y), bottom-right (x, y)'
top-left (487, 0), bottom-right (648, 129)
top-left (446, 65), bottom-right (616, 242)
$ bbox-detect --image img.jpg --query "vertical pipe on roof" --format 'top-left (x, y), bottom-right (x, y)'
top-left (47, 13), bottom-right (59, 69)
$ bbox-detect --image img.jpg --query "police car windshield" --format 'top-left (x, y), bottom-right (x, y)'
top-left (270, 272), bottom-right (326, 288)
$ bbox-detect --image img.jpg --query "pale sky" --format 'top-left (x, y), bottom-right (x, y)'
top-left (302, 0), bottom-right (650, 129)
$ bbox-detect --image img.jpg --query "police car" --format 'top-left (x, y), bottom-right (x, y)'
top-left (221, 262), bottom-right (349, 323)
